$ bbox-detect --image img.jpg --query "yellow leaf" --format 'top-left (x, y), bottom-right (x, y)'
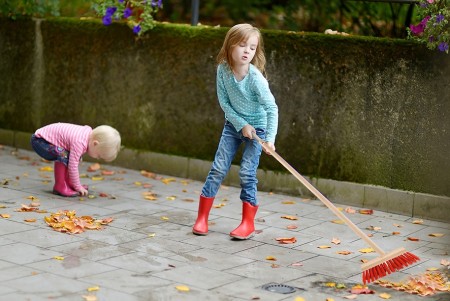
top-left (281, 200), bottom-right (296, 204)
top-left (379, 293), bottom-right (391, 299)
top-left (265, 256), bottom-right (277, 261)
top-left (331, 219), bottom-right (345, 224)
top-left (426, 267), bottom-right (438, 271)
top-left (39, 166), bottom-right (53, 172)
top-left (148, 233), bottom-right (156, 237)
top-left (429, 233), bottom-right (445, 237)
top-left (326, 298), bottom-right (335, 301)
top-left (53, 256), bottom-right (64, 260)
top-left (359, 248), bottom-right (375, 253)
top-left (175, 285), bottom-right (190, 292)
top-left (337, 250), bottom-right (353, 255)
top-left (161, 216), bottom-right (169, 221)
top-left (162, 178), bottom-right (176, 184)
top-left (325, 282), bottom-right (336, 287)
top-left (318, 245), bottom-right (331, 249)
top-left (24, 218), bottom-right (37, 222)
top-left (87, 286), bottom-right (100, 292)
top-left (166, 196), bottom-right (176, 201)
top-left (134, 181), bottom-right (142, 186)
top-left (412, 219), bottom-right (424, 224)
top-left (281, 215), bottom-right (298, 220)
top-left (0, 214), bottom-right (10, 218)
top-left (91, 176), bottom-right (104, 181)
top-left (294, 297), bottom-right (306, 301)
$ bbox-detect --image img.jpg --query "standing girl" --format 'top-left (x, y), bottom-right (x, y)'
top-left (193, 24), bottom-right (279, 240)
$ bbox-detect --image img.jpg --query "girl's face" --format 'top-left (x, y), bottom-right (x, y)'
top-left (231, 34), bottom-right (259, 68)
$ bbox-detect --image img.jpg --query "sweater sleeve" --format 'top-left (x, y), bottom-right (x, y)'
top-left (216, 65), bottom-right (248, 131)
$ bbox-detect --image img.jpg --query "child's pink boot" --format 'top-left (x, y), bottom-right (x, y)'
top-left (230, 202), bottom-right (258, 240)
top-left (192, 195), bottom-right (215, 235)
top-left (53, 162), bottom-right (78, 197)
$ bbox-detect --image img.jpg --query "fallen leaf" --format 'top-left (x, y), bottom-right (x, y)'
top-left (331, 238), bottom-right (341, 245)
top-left (148, 233), bottom-right (156, 237)
top-left (281, 215), bottom-right (298, 220)
top-left (166, 196), bottom-right (177, 201)
top-left (87, 286), bottom-right (100, 292)
top-left (271, 263), bottom-right (280, 268)
top-left (24, 218), bottom-right (37, 222)
top-left (392, 231), bottom-right (401, 235)
top-left (359, 248), bottom-right (375, 253)
top-left (161, 216), bottom-right (169, 221)
top-left (175, 285), bottom-right (190, 292)
top-left (337, 250), bottom-right (353, 255)
top-left (39, 166), bottom-right (53, 172)
top-left (87, 163), bottom-right (101, 172)
top-left (440, 259), bottom-right (449, 266)
top-left (426, 267), bottom-right (438, 271)
top-left (53, 256), bottom-right (64, 260)
top-left (275, 237), bottom-right (297, 244)
top-left (345, 207), bottom-right (356, 214)
top-left (325, 298), bottom-right (335, 301)
top-left (161, 177), bottom-right (176, 184)
top-left (318, 245), bottom-right (331, 249)
top-left (281, 200), bottom-right (296, 204)
top-left (0, 214), bottom-right (10, 218)
top-left (82, 295), bottom-right (97, 301)
top-left (393, 223), bottom-right (402, 228)
top-left (407, 237), bottom-right (420, 241)
top-left (344, 295), bottom-right (358, 299)
top-left (331, 219), bottom-right (345, 224)
top-left (429, 233), bottom-right (445, 237)
top-left (101, 170), bottom-right (115, 176)
top-left (290, 262), bottom-right (303, 267)
top-left (412, 219), bottom-right (424, 224)
top-left (379, 292), bottom-right (391, 299)
top-left (366, 226), bottom-right (382, 231)
top-left (351, 285), bottom-right (375, 294)
top-left (294, 297), bottom-right (305, 301)
top-left (325, 282), bottom-right (336, 287)
top-left (286, 225), bottom-right (298, 230)
top-left (359, 209), bottom-right (374, 215)
top-left (265, 256), bottom-right (277, 261)
top-left (91, 176), bottom-right (104, 181)
top-left (141, 170), bottom-right (157, 179)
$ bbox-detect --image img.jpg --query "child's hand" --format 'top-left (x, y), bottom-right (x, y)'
top-left (242, 124), bottom-right (256, 139)
top-left (79, 187), bottom-right (89, 196)
top-left (263, 142), bottom-right (276, 155)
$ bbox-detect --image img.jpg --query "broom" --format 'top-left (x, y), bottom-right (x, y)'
top-left (253, 134), bottom-right (420, 284)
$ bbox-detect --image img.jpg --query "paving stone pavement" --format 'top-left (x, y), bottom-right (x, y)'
top-left (0, 145), bottom-right (449, 301)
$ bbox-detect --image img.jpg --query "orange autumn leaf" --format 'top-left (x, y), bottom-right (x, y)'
top-left (87, 163), bottom-right (101, 172)
top-left (39, 166), bottom-right (53, 172)
top-left (44, 210), bottom-right (112, 234)
top-left (286, 225), bottom-right (298, 230)
top-left (161, 178), bottom-right (176, 184)
top-left (275, 237), bottom-right (297, 244)
top-left (24, 218), bottom-right (37, 222)
top-left (265, 256), bottom-right (277, 261)
top-left (0, 214), bottom-right (10, 218)
top-left (140, 170), bottom-right (157, 179)
top-left (318, 245), bottom-right (331, 249)
top-left (359, 209), bottom-right (374, 215)
top-left (407, 237), bottom-right (420, 241)
top-left (101, 170), bottom-right (115, 176)
top-left (337, 250), bottom-right (353, 255)
top-left (281, 200), bottom-right (296, 204)
top-left (392, 231), bottom-right (401, 235)
top-left (412, 219), bottom-right (424, 224)
top-left (281, 215), bottom-right (298, 220)
top-left (350, 285), bottom-right (374, 294)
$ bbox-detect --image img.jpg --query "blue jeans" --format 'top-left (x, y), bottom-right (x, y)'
top-left (30, 134), bottom-right (70, 166)
top-left (201, 121), bottom-right (265, 206)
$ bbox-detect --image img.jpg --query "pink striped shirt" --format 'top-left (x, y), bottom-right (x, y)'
top-left (35, 123), bottom-right (92, 191)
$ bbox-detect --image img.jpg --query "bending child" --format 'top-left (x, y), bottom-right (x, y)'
top-left (193, 23), bottom-right (279, 240)
top-left (31, 123), bottom-right (121, 197)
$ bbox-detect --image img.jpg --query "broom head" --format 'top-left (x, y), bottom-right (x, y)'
top-left (361, 247), bottom-right (420, 284)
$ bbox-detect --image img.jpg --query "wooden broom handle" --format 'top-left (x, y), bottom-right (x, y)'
top-left (253, 134), bottom-right (386, 255)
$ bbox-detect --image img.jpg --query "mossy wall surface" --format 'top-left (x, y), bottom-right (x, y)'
top-left (0, 17), bottom-right (449, 197)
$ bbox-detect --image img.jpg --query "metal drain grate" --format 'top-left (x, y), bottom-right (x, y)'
top-left (261, 283), bottom-right (296, 294)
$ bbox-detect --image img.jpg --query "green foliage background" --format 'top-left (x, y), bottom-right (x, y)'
top-left (0, 0), bottom-right (423, 38)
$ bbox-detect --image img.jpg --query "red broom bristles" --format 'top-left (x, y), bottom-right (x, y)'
top-left (362, 251), bottom-right (420, 284)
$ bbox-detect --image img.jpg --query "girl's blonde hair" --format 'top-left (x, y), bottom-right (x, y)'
top-left (91, 125), bottom-right (121, 162)
top-left (216, 23), bottom-right (267, 77)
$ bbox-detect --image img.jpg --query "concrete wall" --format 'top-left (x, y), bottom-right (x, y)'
top-left (0, 17), bottom-right (449, 218)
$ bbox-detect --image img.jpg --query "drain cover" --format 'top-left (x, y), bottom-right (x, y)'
top-left (261, 283), bottom-right (296, 294)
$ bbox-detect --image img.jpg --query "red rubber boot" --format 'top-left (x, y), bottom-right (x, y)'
top-left (230, 202), bottom-right (259, 240)
top-left (53, 162), bottom-right (78, 197)
top-left (192, 195), bottom-right (215, 235)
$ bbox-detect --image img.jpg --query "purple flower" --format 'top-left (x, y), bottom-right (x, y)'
top-left (410, 16), bottom-right (431, 36)
top-left (133, 24), bottom-right (141, 34)
top-left (106, 7), bottom-right (117, 16)
top-left (429, 35), bottom-right (435, 42)
top-left (118, 0), bottom-right (124, 3)
top-left (102, 15), bottom-right (112, 25)
top-left (152, 0), bottom-right (163, 8)
top-left (438, 42), bottom-right (449, 52)
top-left (123, 7), bottom-right (132, 18)
top-left (436, 14), bottom-right (444, 23)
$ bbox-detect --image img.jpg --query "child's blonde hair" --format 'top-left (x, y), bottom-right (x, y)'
top-left (216, 23), bottom-right (267, 77)
top-left (91, 125), bottom-right (121, 162)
